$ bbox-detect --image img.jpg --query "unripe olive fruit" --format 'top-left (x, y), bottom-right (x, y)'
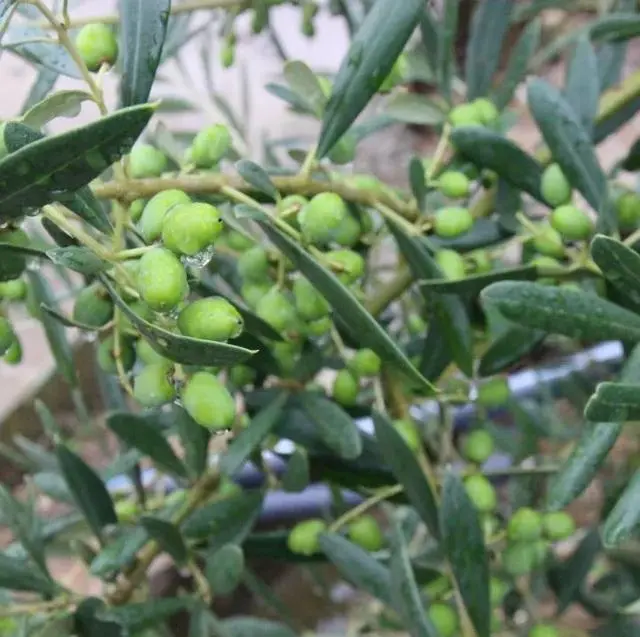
top-left (408, 314), bottom-right (427, 335)
top-left (529, 624), bottom-right (560, 637)
top-left (137, 248), bottom-right (188, 313)
top-left (120, 300), bottom-right (153, 335)
top-left (349, 348), bottom-right (382, 377)
top-left (115, 499), bottom-right (139, 523)
top-left (332, 369), bottom-right (359, 407)
top-left (305, 315), bottom-right (332, 337)
top-left (287, 518), bottom-right (326, 556)
top-left (72, 285), bottom-right (114, 328)
top-left (533, 224), bottom-right (565, 259)
top-left (616, 191), bottom-right (640, 229)
top-left (75, 23), bottom-right (118, 72)
top-left (326, 249), bottom-right (365, 284)
top-left (434, 206), bottom-right (474, 238)
top-left (299, 193), bottom-right (349, 245)
top-left (541, 163), bottom-right (572, 207)
top-left (256, 287), bottom-right (299, 334)
top-left (178, 297), bottom-right (244, 342)
top-left (241, 281), bottom-right (272, 309)
top-left (550, 204), bottom-right (593, 241)
top-left (473, 98), bottom-right (499, 125)
top-left (379, 54), bottom-right (408, 93)
top-left (463, 474), bottom-right (497, 513)
top-left (162, 202), bottom-right (224, 256)
top-left (490, 577), bottom-right (508, 607)
top-left (543, 510), bottom-right (576, 541)
top-left (129, 199), bottom-right (145, 223)
top-left (449, 103), bottom-right (482, 127)
top-left (97, 336), bottom-right (135, 374)
top-left (238, 246), bottom-right (270, 282)
top-left (0, 317), bottom-right (15, 357)
top-left (427, 603), bottom-right (459, 637)
top-left (278, 194), bottom-right (308, 218)
top-left (225, 230), bottom-right (254, 252)
top-left (133, 363), bottom-right (176, 408)
top-left (393, 418), bottom-right (421, 452)
top-left (438, 171), bottom-right (471, 199)
top-left (128, 144), bottom-right (167, 179)
top-left (273, 340), bottom-right (301, 375)
top-left (138, 189), bottom-right (191, 244)
top-left (293, 277), bottom-right (330, 321)
top-left (503, 542), bottom-right (536, 576)
top-left (469, 250), bottom-right (493, 274)
top-left (0, 278), bottom-right (26, 301)
top-left (477, 376), bottom-right (510, 408)
top-left (3, 338), bottom-right (22, 365)
top-left (181, 372), bottom-right (236, 430)
top-left (508, 507), bottom-right (543, 542)
top-left (435, 249), bottom-right (466, 280)
top-left (229, 364), bottom-right (256, 387)
top-left (136, 338), bottom-right (168, 366)
top-left (328, 133), bottom-right (357, 165)
top-left (348, 515), bottom-right (384, 551)
top-left (462, 429), bottom-right (495, 465)
top-left (190, 124), bottom-right (232, 169)
top-left (333, 214), bottom-right (362, 247)
top-left (0, 228), bottom-right (29, 282)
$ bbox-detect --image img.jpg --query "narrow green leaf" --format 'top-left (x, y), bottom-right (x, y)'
top-left (183, 490), bottom-right (264, 550)
top-left (388, 221), bottom-right (472, 376)
top-left (119, 0), bottom-right (171, 107)
top-left (389, 519), bottom-right (440, 637)
top-left (221, 618), bottom-right (296, 637)
top-left (589, 14), bottom-right (640, 42)
top-left (409, 156), bottom-right (427, 210)
top-left (27, 270), bottom-right (78, 387)
top-left (478, 326), bottom-right (545, 376)
top-left (384, 94), bottom-right (446, 125)
top-left (100, 598), bottom-right (192, 632)
top-left (604, 470), bottom-right (640, 546)
top-left (236, 160), bottom-right (278, 200)
top-left (257, 220), bottom-right (434, 392)
top-left (420, 265), bottom-right (537, 296)
top-left (33, 471), bottom-right (73, 504)
top-left (565, 35), bottom-right (599, 136)
top-left (585, 383), bottom-right (640, 422)
top-left (373, 411), bottom-right (440, 540)
top-left (622, 137), bottom-right (640, 172)
top-left (591, 235), bottom-right (640, 309)
top-left (0, 0), bottom-right (15, 21)
top-left (173, 406), bottom-right (210, 480)
top-left (101, 276), bottom-right (255, 367)
top-left (90, 527), bottom-right (148, 577)
top-left (419, 320), bottom-right (454, 383)
top-left (21, 90), bottom-right (93, 129)
top-left (75, 598), bottom-right (124, 637)
top-left (47, 246), bottom-right (109, 275)
top-left (299, 392), bottom-right (362, 460)
top-left (465, 0), bottom-right (514, 100)
top-left (317, 0), bottom-right (424, 158)
top-left (205, 544), bottom-right (245, 596)
top-left (527, 78), bottom-right (613, 232)
top-left (440, 471), bottom-right (491, 637)
top-left (56, 444), bottom-right (117, 539)
top-left (283, 60), bottom-right (327, 117)
top-left (40, 304), bottom-right (100, 332)
top-left (140, 516), bottom-right (188, 565)
top-left (0, 104), bottom-right (154, 222)
top-left (107, 412), bottom-right (187, 479)
top-left (281, 448), bottom-right (310, 493)
top-left (450, 126), bottom-right (544, 201)
top-left (419, 7), bottom-right (439, 75)
top-left (481, 281), bottom-right (640, 342)
top-left (437, 0), bottom-right (460, 101)
top-left (492, 19), bottom-right (541, 110)
top-left (0, 552), bottom-right (56, 595)
top-left (319, 532), bottom-right (393, 606)
top-left (220, 393), bottom-right (287, 477)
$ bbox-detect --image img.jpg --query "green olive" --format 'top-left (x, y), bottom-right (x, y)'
top-left (326, 249), bottom-right (365, 284)
top-left (299, 193), bottom-right (349, 245)
top-left (225, 230), bottom-right (255, 252)
top-left (137, 248), bottom-right (188, 313)
top-left (490, 577), bottom-right (508, 607)
top-left (97, 335), bottom-right (136, 374)
top-left (541, 163), bottom-right (572, 207)
top-left (273, 340), bottom-right (301, 376)
top-left (550, 204), bottom-right (593, 241)
top-left (462, 429), bottom-right (495, 465)
top-left (238, 246), bottom-right (271, 282)
top-left (333, 213), bottom-right (362, 247)
top-left (427, 603), bottom-right (459, 637)
top-left (434, 206), bottom-right (474, 238)
top-left (287, 518), bottom-right (327, 556)
top-left (75, 23), bottom-right (118, 72)
top-left (473, 98), bottom-right (499, 125)
top-left (72, 284), bottom-right (114, 328)
top-left (349, 348), bottom-right (382, 378)
top-left (616, 191), bottom-right (640, 229)
top-left (503, 541), bottom-right (537, 576)
top-left (533, 223), bottom-right (565, 258)
top-left (528, 623), bottom-right (560, 637)
top-left (177, 297), bottom-right (244, 342)
top-left (136, 338), bottom-right (169, 366)
top-left (477, 377), bottom-right (510, 408)
top-left (138, 189), bottom-right (191, 244)
top-left (129, 198), bottom-right (146, 223)
top-left (304, 315), bottom-right (333, 337)
top-left (463, 474), bottom-right (497, 513)
top-left (332, 369), bottom-right (359, 407)
top-left (190, 124), bottom-right (232, 168)
top-left (162, 202), bottom-right (224, 256)
top-left (128, 144), bottom-right (167, 179)
top-left (181, 371), bottom-right (236, 430)
top-left (379, 54), bottom-right (408, 93)
top-left (435, 249), bottom-right (466, 280)
top-left (508, 507), bottom-right (543, 542)
top-left (133, 363), bottom-right (176, 408)
top-left (328, 134), bottom-right (356, 165)
top-left (449, 103), bottom-right (483, 127)
top-left (348, 515), bottom-right (384, 551)
top-left (229, 364), bottom-right (257, 387)
top-left (256, 287), bottom-right (299, 334)
top-left (3, 337), bottom-right (22, 365)
top-left (0, 278), bottom-right (27, 301)
top-left (438, 171), bottom-right (471, 199)
top-left (542, 510), bottom-right (576, 541)
top-left (293, 276), bottom-right (330, 321)
top-left (241, 281), bottom-right (272, 309)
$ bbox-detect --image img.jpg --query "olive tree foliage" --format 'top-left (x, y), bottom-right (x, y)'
top-left (0, 0), bottom-right (639, 635)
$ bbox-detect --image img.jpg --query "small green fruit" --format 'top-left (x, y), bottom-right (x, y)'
top-left (503, 542), bottom-right (536, 576)
top-left (543, 510), bottom-right (576, 541)
top-left (0, 317), bottom-right (15, 357)
top-left (129, 199), bottom-right (146, 223)
top-left (133, 363), bottom-right (176, 408)
top-left (449, 103), bottom-right (482, 127)
top-left (137, 248), bottom-right (188, 313)
top-left (469, 250), bottom-right (493, 273)
top-left (463, 474), bottom-right (497, 513)
top-left (241, 281), bottom-right (272, 309)
top-left (75, 23), bottom-right (118, 72)
top-left (508, 507), bottom-right (543, 542)
top-left (529, 624), bottom-right (560, 637)
top-left (408, 314), bottom-right (427, 335)
top-left (97, 336), bottom-right (135, 374)
top-left (541, 163), bottom-right (572, 207)
top-left (178, 297), bottom-right (244, 342)
top-left (0, 228), bottom-right (29, 282)
top-left (190, 124), bottom-right (232, 168)
top-left (273, 340), bottom-right (301, 375)
top-left (136, 338), bottom-right (168, 366)
top-left (328, 134), bottom-right (357, 166)
top-left (616, 191), bottom-right (640, 229)
top-left (490, 577), bottom-right (508, 607)
top-left (473, 98), bottom-right (499, 124)
top-left (435, 249), bottom-right (466, 280)
top-left (128, 144), bottom-right (167, 179)
top-left (229, 364), bottom-right (257, 387)
top-left (238, 246), bottom-right (271, 282)
top-left (256, 287), bottom-right (299, 334)
top-left (533, 224), bottom-right (565, 258)
top-left (220, 39), bottom-right (235, 67)
top-left (434, 206), bottom-right (474, 238)
top-left (333, 213), bottom-right (362, 247)
top-left (225, 230), bottom-right (254, 252)
top-left (462, 429), bottom-right (495, 465)
top-left (393, 418), bottom-right (421, 452)
top-left (550, 204), bottom-right (593, 241)
top-left (162, 202), bottom-right (224, 256)
top-left (332, 369), bottom-right (359, 407)
top-left (428, 603), bottom-right (459, 637)
top-left (287, 518), bottom-right (326, 556)
top-left (477, 377), bottom-right (510, 408)
top-left (3, 337), bottom-right (22, 364)
top-left (348, 515), bottom-right (384, 551)
top-left (138, 189), bottom-right (191, 244)
top-left (305, 316), bottom-right (332, 337)
top-left (278, 194), bottom-right (308, 218)
top-left (181, 372), bottom-right (236, 430)
top-left (379, 54), bottom-right (408, 93)
top-left (0, 278), bottom-right (26, 301)
top-left (72, 285), bottom-right (114, 328)
top-left (438, 171), bottom-right (471, 199)
top-left (293, 277), bottom-right (330, 321)
top-left (299, 193), bottom-right (348, 245)
top-left (349, 348), bottom-right (382, 377)
top-left (326, 249), bottom-right (365, 284)
top-left (120, 300), bottom-right (153, 335)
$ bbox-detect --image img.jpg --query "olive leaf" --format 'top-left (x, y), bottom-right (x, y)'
top-left (603, 470), bottom-right (640, 547)
top-left (419, 265), bottom-right (537, 296)
top-left (478, 325), bottom-right (545, 376)
top-left (47, 246), bottom-right (109, 275)
top-left (140, 516), bottom-right (188, 565)
top-left (205, 544), bottom-right (245, 596)
top-left (91, 527), bottom-right (148, 577)
top-left (21, 90), bottom-right (93, 129)
top-left (437, 0), bottom-right (460, 101)
top-left (0, 553), bottom-right (57, 595)
top-left (585, 383), bottom-right (640, 422)
top-left (283, 60), bottom-right (327, 118)
top-left (565, 35), bottom-right (600, 136)
top-left (235, 160), bottom-right (278, 200)
top-left (385, 94), bottom-right (446, 126)
top-left (220, 618), bottom-right (296, 637)
top-left (590, 235), bottom-right (640, 309)
top-left (99, 598), bottom-right (193, 633)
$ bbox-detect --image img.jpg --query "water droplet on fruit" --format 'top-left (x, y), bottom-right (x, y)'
top-left (182, 245), bottom-right (215, 269)
top-left (80, 331), bottom-right (97, 343)
top-left (26, 259), bottom-right (40, 272)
